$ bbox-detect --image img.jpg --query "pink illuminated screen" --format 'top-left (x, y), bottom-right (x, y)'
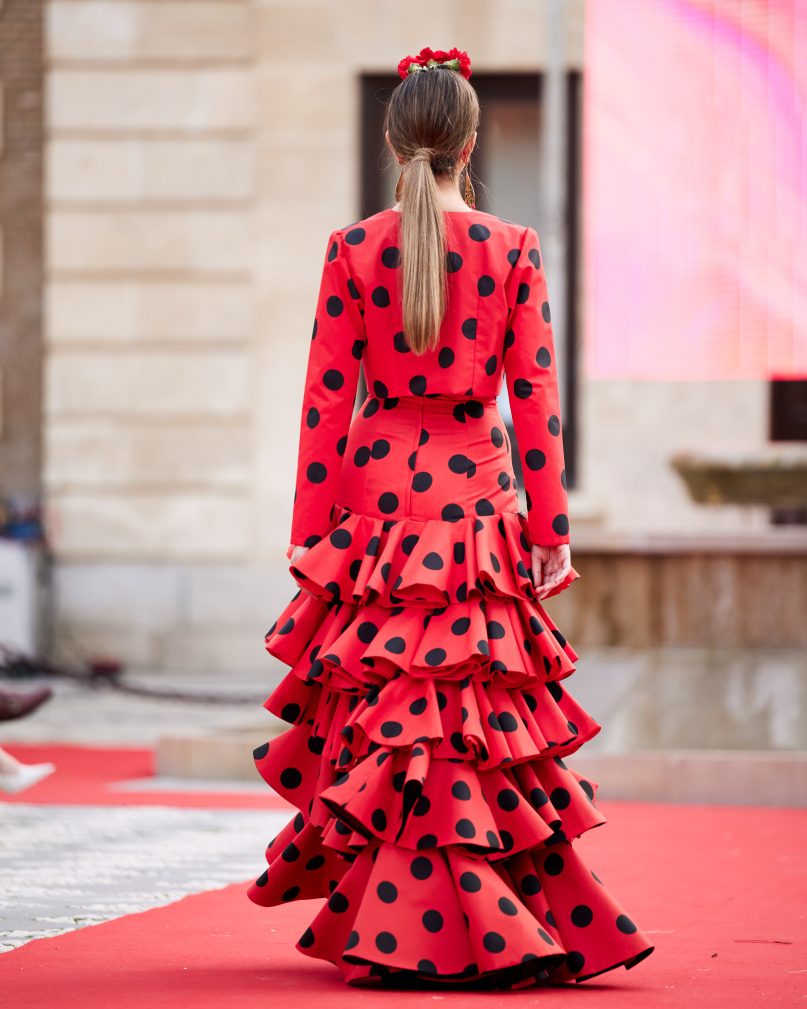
top-left (583, 0), bottom-right (807, 381)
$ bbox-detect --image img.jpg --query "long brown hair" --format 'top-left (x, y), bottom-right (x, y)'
top-left (384, 67), bottom-right (481, 355)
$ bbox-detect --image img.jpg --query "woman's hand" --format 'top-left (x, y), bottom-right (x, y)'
top-left (287, 544), bottom-right (309, 565)
top-left (531, 543), bottom-right (572, 599)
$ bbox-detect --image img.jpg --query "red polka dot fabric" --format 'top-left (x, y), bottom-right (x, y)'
top-left (289, 209), bottom-right (571, 549)
top-left (247, 208), bottom-right (655, 988)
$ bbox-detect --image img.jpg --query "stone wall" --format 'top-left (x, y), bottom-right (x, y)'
top-left (0, 0), bottom-right (44, 500)
top-left (44, 0), bottom-right (265, 668)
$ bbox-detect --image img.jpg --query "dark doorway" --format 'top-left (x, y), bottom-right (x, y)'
top-left (770, 379), bottom-right (807, 529)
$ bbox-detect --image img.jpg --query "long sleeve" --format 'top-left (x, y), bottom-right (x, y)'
top-left (503, 225), bottom-right (570, 547)
top-left (289, 227), bottom-right (365, 547)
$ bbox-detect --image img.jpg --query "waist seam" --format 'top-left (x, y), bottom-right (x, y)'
top-left (364, 393), bottom-right (498, 405)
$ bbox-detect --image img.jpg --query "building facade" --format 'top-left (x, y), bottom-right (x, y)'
top-left (0, 0), bottom-right (800, 674)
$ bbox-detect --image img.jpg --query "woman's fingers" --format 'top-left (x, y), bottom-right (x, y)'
top-left (531, 543), bottom-right (572, 598)
top-left (531, 552), bottom-right (543, 587)
top-left (537, 572), bottom-right (563, 597)
top-left (288, 544), bottom-right (309, 565)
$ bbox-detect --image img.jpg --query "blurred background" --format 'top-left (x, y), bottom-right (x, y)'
top-left (0, 0), bottom-right (805, 804)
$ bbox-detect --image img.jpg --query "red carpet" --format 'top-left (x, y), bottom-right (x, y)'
top-left (1, 800), bottom-right (804, 1006)
top-left (0, 742), bottom-right (289, 809)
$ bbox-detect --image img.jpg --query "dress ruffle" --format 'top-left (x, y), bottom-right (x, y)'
top-left (289, 505), bottom-right (581, 607)
top-left (247, 506), bottom-right (655, 988)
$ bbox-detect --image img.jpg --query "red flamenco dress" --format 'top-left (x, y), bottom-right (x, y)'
top-left (246, 207), bottom-right (655, 988)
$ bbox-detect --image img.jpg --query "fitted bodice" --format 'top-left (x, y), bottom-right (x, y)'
top-left (339, 208), bottom-right (529, 402)
top-left (289, 207), bottom-right (570, 552)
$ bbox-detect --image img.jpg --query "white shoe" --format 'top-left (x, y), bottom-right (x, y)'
top-left (0, 761), bottom-right (56, 794)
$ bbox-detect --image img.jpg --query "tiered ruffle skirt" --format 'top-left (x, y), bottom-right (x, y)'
top-left (247, 504), bottom-right (655, 988)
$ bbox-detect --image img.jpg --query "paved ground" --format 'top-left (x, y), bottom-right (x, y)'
top-left (0, 669), bottom-right (279, 746)
top-left (0, 804), bottom-right (288, 953)
top-left (0, 669), bottom-right (290, 953)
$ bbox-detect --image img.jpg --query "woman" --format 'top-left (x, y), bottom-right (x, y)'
top-left (247, 47), bottom-right (655, 990)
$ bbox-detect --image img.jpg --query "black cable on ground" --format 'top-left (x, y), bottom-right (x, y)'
top-left (0, 643), bottom-right (266, 705)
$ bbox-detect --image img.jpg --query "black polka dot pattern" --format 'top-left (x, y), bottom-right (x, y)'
top-left (501, 225), bottom-right (570, 547)
top-left (290, 219), bottom-right (568, 552)
top-left (290, 226), bottom-right (365, 546)
top-left (253, 211), bottom-right (653, 990)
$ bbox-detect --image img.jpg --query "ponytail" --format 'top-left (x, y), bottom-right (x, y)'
top-left (399, 149), bottom-right (446, 355)
top-left (383, 64), bottom-right (481, 357)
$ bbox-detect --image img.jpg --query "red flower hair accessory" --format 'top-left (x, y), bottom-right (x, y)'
top-left (397, 47), bottom-right (472, 80)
